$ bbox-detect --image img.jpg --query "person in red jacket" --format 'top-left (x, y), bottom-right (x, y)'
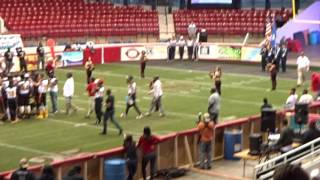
top-left (137, 126), bottom-right (160, 180)
top-left (85, 77), bottom-right (96, 118)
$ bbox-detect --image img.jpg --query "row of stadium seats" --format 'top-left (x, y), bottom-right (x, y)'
top-left (0, 1), bottom-right (159, 37)
top-left (173, 9), bottom-right (291, 35)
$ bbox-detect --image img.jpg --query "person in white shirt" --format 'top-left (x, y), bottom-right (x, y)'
top-left (37, 74), bottom-right (49, 119)
top-left (284, 88), bottom-right (298, 110)
top-left (6, 81), bottom-right (18, 123)
top-left (299, 89), bottom-right (314, 104)
top-left (146, 76), bottom-right (164, 117)
top-left (296, 52), bottom-right (310, 86)
top-left (48, 74), bottom-right (58, 114)
top-left (121, 76), bottom-right (143, 119)
top-left (94, 80), bottom-right (104, 125)
top-left (17, 74), bottom-right (32, 119)
top-left (167, 36), bottom-right (176, 62)
top-left (177, 36), bottom-right (186, 60)
top-left (188, 22), bottom-right (197, 39)
top-left (186, 37), bottom-right (194, 61)
top-left (63, 72), bottom-right (77, 115)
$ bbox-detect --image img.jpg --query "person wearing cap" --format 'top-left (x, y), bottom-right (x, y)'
top-left (63, 72), bottom-right (77, 115)
top-left (208, 88), bottom-right (220, 123)
top-left (140, 51), bottom-right (148, 78)
top-left (36, 42), bottom-right (45, 70)
top-left (85, 57), bottom-right (94, 84)
top-left (94, 79), bottom-right (104, 125)
top-left (16, 47), bottom-right (28, 72)
top-left (101, 89), bottom-right (123, 135)
top-left (197, 113), bottom-right (214, 170)
top-left (177, 36), bottom-right (186, 60)
top-left (121, 76), bottom-right (143, 119)
top-left (10, 158), bottom-right (36, 180)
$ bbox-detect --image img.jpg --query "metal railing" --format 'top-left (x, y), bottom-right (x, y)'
top-left (253, 137), bottom-right (320, 180)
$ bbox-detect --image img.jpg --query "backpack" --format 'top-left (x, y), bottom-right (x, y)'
top-left (156, 167), bottom-right (188, 180)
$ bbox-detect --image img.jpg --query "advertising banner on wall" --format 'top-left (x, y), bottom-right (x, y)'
top-left (198, 44), bottom-right (241, 60)
top-left (0, 34), bottom-right (24, 55)
top-left (121, 45), bottom-right (168, 61)
top-left (241, 47), bottom-right (261, 62)
top-left (62, 51), bottom-right (83, 66)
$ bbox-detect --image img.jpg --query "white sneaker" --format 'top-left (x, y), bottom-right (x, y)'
top-left (120, 113), bottom-right (126, 118)
top-left (136, 114), bottom-right (143, 119)
top-left (144, 112), bottom-right (151, 116)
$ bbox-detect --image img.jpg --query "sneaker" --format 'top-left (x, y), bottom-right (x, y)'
top-left (159, 113), bottom-right (165, 117)
top-left (136, 114), bottom-right (143, 119)
top-left (53, 111), bottom-right (58, 114)
top-left (120, 113), bottom-right (126, 118)
top-left (144, 112), bottom-right (151, 116)
top-left (100, 132), bottom-right (106, 135)
top-left (11, 119), bottom-right (19, 124)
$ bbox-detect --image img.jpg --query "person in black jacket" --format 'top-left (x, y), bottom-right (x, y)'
top-left (123, 135), bottom-right (138, 180)
top-left (275, 119), bottom-right (294, 150)
top-left (260, 44), bottom-right (268, 72)
top-left (10, 158), bottom-right (36, 180)
top-left (38, 165), bottom-right (55, 180)
top-left (62, 166), bottom-right (84, 180)
top-left (302, 122), bottom-right (320, 144)
top-left (36, 42), bottom-right (45, 70)
top-left (280, 44), bottom-right (288, 73)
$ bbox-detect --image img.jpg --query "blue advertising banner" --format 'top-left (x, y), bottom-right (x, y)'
top-left (62, 51), bottom-right (83, 66)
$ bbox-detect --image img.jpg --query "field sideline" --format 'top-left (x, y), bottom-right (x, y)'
top-left (0, 62), bottom-right (309, 171)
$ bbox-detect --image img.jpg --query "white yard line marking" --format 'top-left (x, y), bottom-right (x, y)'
top-left (0, 142), bottom-right (57, 156)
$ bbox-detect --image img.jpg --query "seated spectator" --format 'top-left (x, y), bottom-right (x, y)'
top-left (38, 165), bottom-right (55, 180)
top-left (299, 89), bottom-right (313, 104)
top-left (285, 88), bottom-right (298, 110)
top-left (63, 166), bottom-right (84, 180)
top-left (302, 122), bottom-right (320, 144)
top-left (10, 158), bottom-right (36, 180)
top-left (274, 163), bottom-right (309, 180)
top-left (261, 98), bottom-right (272, 110)
top-left (275, 119), bottom-right (294, 150)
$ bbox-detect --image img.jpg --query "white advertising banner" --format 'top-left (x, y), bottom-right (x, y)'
top-left (121, 45), bottom-right (169, 61)
top-left (0, 34), bottom-right (24, 55)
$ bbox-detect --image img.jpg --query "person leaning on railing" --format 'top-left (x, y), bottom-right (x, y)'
top-left (137, 126), bottom-right (160, 180)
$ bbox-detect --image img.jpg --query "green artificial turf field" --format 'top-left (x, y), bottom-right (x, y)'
top-left (0, 63), bottom-right (309, 171)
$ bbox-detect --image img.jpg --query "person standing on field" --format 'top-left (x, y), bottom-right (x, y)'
top-left (63, 72), bottom-right (77, 115)
top-left (296, 52), bottom-right (310, 87)
top-left (140, 51), bottom-right (148, 78)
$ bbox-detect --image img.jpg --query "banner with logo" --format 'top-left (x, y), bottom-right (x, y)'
top-left (121, 45), bottom-right (168, 61)
top-left (199, 44), bottom-right (241, 60)
top-left (62, 51), bottom-right (83, 66)
top-left (0, 34), bottom-right (24, 55)
top-left (241, 47), bottom-right (261, 62)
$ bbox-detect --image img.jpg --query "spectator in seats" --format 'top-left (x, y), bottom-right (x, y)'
top-left (298, 89), bottom-right (313, 104)
top-left (123, 135), bottom-right (138, 180)
top-left (261, 98), bottom-right (272, 110)
top-left (275, 119), bottom-right (294, 150)
top-left (10, 158), bottom-right (36, 180)
top-left (140, 50), bottom-right (148, 78)
top-left (302, 121), bottom-right (320, 144)
top-left (197, 113), bottom-right (214, 170)
top-left (101, 89), bottom-right (123, 135)
top-left (280, 43), bottom-right (288, 73)
top-left (208, 88), bottom-right (220, 123)
top-left (16, 47), bottom-right (27, 72)
top-left (274, 163), bottom-right (309, 180)
top-left (297, 52), bottom-right (310, 87)
top-left (137, 126), bottom-right (160, 180)
top-left (167, 36), bottom-right (176, 62)
top-left (63, 165), bottom-right (84, 180)
top-left (285, 88), bottom-right (298, 110)
top-left (188, 21), bottom-right (197, 39)
top-left (186, 37), bottom-right (194, 61)
top-left (36, 42), bottom-right (45, 71)
top-left (177, 36), bottom-right (186, 60)
top-left (209, 66), bottom-right (222, 95)
top-left (260, 44), bottom-right (268, 72)
top-left (38, 165), bottom-right (55, 180)
top-left (4, 48), bottom-right (14, 73)
top-left (146, 76), bottom-right (165, 117)
top-left (63, 72), bottom-right (77, 115)
top-left (85, 77), bottom-right (96, 118)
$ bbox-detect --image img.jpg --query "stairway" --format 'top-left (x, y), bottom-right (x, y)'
top-left (157, 6), bottom-right (175, 40)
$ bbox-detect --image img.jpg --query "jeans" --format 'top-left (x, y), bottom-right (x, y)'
top-left (142, 152), bottom-right (156, 180)
top-left (127, 159), bottom-right (137, 180)
top-left (50, 91), bottom-right (58, 112)
top-left (95, 98), bottom-right (103, 124)
top-left (199, 141), bottom-right (212, 169)
top-left (148, 96), bottom-right (164, 114)
top-left (102, 110), bottom-right (122, 134)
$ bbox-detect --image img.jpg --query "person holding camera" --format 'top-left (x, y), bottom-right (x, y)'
top-left (197, 113), bottom-right (215, 170)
